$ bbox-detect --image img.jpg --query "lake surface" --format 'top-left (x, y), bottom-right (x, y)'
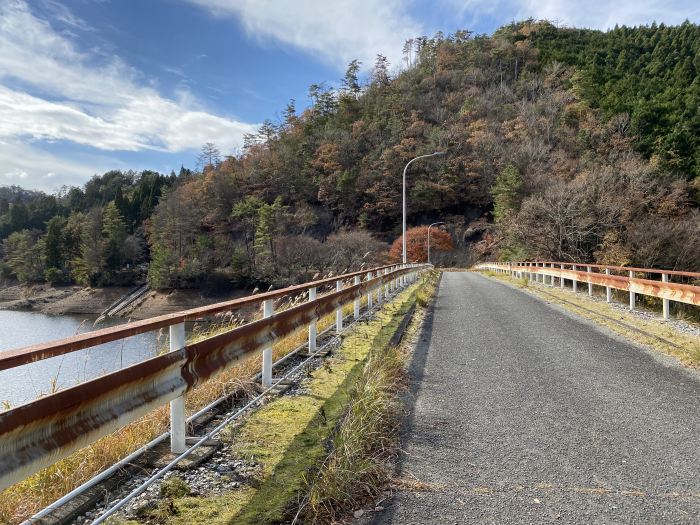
top-left (0, 310), bottom-right (160, 408)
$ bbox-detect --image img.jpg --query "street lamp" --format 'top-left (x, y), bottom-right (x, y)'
top-left (402, 151), bottom-right (445, 264)
top-left (427, 221), bottom-right (445, 265)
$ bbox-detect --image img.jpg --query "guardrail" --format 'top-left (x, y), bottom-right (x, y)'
top-left (476, 261), bottom-right (700, 317)
top-left (0, 263), bottom-right (428, 493)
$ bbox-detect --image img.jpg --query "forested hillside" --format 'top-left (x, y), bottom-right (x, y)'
top-left (1, 20), bottom-right (699, 290)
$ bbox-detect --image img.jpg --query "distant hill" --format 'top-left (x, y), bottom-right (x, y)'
top-left (1, 20), bottom-right (698, 288)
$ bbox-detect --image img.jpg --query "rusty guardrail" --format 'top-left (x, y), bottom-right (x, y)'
top-left (0, 263), bottom-right (428, 492)
top-left (476, 261), bottom-right (700, 317)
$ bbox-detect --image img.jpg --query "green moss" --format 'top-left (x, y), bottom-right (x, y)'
top-left (159, 282), bottom-right (423, 525)
top-left (160, 476), bottom-right (191, 499)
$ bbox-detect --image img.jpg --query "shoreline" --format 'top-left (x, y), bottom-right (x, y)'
top-left (0, 283), bottom-right (251, 320)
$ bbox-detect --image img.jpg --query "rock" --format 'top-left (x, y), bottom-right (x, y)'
top-left (354, 509), bottom-right (365, 518)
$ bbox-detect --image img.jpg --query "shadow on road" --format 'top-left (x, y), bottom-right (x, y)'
top-left (367, 275), bottom-right (441, 525)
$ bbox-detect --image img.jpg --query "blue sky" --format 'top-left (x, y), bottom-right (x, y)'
top-left (1, 0), bottom-right (698, 191)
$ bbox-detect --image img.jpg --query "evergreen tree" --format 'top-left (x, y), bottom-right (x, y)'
top-left (342, 59), bottom-right (362, 97)
top-left (102, 202), bottom-right (128, 271)
top-left (490, 165), bottom-right (522, 223)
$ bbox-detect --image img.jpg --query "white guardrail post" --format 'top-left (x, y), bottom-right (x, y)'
top-left (354, 275), bottom-right (361, 319)
top-left (368, 272), bottom-right (375, 307)
top-left (572, 265), bottom-right (578, 293)
top-left (629, 270), bottom-right (635, 310)
top-left (605, 268), bottom-right (612, 302)
top-left (587, 266), bottom-right (593, 296)
top-left (560, 264), bottom-right (565, 289)
top-left (336, 280), bottom-right (343, 333)
top-left (169, 322), bottom-right (186, 453)
top-left (662, 274), bottom-right (670, 319)
top-left (550, 263), bottom-right (555, 286)
top-left (308, 287), bottom-right (317, 354)
top-left (262, 299), bottom-right (274, 388)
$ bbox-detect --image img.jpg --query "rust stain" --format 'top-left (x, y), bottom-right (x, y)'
top-left (479, 263), bottom-right (700, 306)
top-left (0, 265), bottom-right (426, 491)
top-left (0, 263), bottom-right (405, 371)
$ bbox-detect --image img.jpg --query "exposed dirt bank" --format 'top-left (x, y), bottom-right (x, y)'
top-left (0, 283), bottom-right (251, 319)
top-left (120, 287), bottom-right (250, 319)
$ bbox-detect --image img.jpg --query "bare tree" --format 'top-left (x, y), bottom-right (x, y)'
top-left (197, 142), bottom-right (221, 172)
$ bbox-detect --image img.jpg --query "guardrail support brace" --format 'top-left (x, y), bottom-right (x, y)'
top-left (605, 269), bottom-right (612, 302)
top-left (336, 280), bottom-right (343, 333)
top-left (662, 274), bottom-right (670, 319)
top-left (262, 299), bottom-right (274, 387)
top-left (572, 265), bottom-right (578, 293)
top-left (587, 266), bottom-right (593, 296)
top-left (308, 287), bottom-right (317, 354)
top-left (169, 322), bottom-right (186, 454)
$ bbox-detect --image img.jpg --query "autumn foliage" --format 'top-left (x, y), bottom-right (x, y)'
top-left (389, 226), bottom-right (454, 263)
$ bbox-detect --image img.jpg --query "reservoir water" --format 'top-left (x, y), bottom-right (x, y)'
top-left (0, 310), bottom-right (160, 408)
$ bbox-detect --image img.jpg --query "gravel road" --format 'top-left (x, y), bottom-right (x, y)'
top-left (373, 271), bottom-right (700, 524)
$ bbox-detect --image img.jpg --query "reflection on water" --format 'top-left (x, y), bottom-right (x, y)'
top-left (0, 310), bottom-right (161, 408)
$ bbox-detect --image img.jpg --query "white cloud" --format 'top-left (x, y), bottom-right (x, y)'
top-left (182, 0), bottom-right (423, 68)
top-left (0, 140), bottom-right (110, 192)
top-left (454, 0), bottom-right (700, 30)
top-left (0, 0), bottom-right (258, 158)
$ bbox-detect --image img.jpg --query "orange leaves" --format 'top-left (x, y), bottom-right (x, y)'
top-left (311, 143), bottom-right (342, 176)
top-left (388, 226), bottom-right (454, 263)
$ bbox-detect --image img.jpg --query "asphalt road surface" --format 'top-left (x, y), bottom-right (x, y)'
top-left (373, 272), bottom-right (700, 524)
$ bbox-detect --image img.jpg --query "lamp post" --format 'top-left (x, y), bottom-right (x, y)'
top-left (427, 221), bottom-right (445, 265)
top-left (402, 151), bottom-right (445, 264)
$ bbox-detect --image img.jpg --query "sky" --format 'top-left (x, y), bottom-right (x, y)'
top-left (1, 0), bottom-right (698, 192)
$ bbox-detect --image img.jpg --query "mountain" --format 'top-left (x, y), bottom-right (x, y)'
top-left (1, 20), bottom-right (699, 289)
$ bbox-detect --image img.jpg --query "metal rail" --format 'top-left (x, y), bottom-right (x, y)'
top-left (90, 302), bottom-right (381, 525)
top-left (0, 263), bottom-right (428, 492)
top-left (476, 262), bottom-right (700, 316)
top-left (0, 263), bottom-right (401, 371)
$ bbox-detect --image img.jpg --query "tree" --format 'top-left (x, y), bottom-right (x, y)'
top-left (102, 202), bottom-right (128, 271)
top-left (44, 216), bottom-right (66, 271)
top-left (75, 207), bottom-right (104, 286)
top-left (371, 54), bottom-right (390, 86)
top-left (389, 226), bottom-right (454, 263)
top-left (342, 59), bottom-right (362, 97)
top-left (197, 142), bottom-right (221, 172)
top-left (490, 165), bottom-right (522, 223)
top-left (282, 99), bottom-right (297, 128)
top-left (2, 230), bottom-right (45, 282)
top-left (146, 182), bottom-right (206, 288)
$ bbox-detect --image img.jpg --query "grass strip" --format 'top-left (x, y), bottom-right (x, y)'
top-left (299, 270), bottom-right (440, 524)
top-left (0, 293), bottom-right (345, 524)
top-left (120, 276), bottom-right (434, 525)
